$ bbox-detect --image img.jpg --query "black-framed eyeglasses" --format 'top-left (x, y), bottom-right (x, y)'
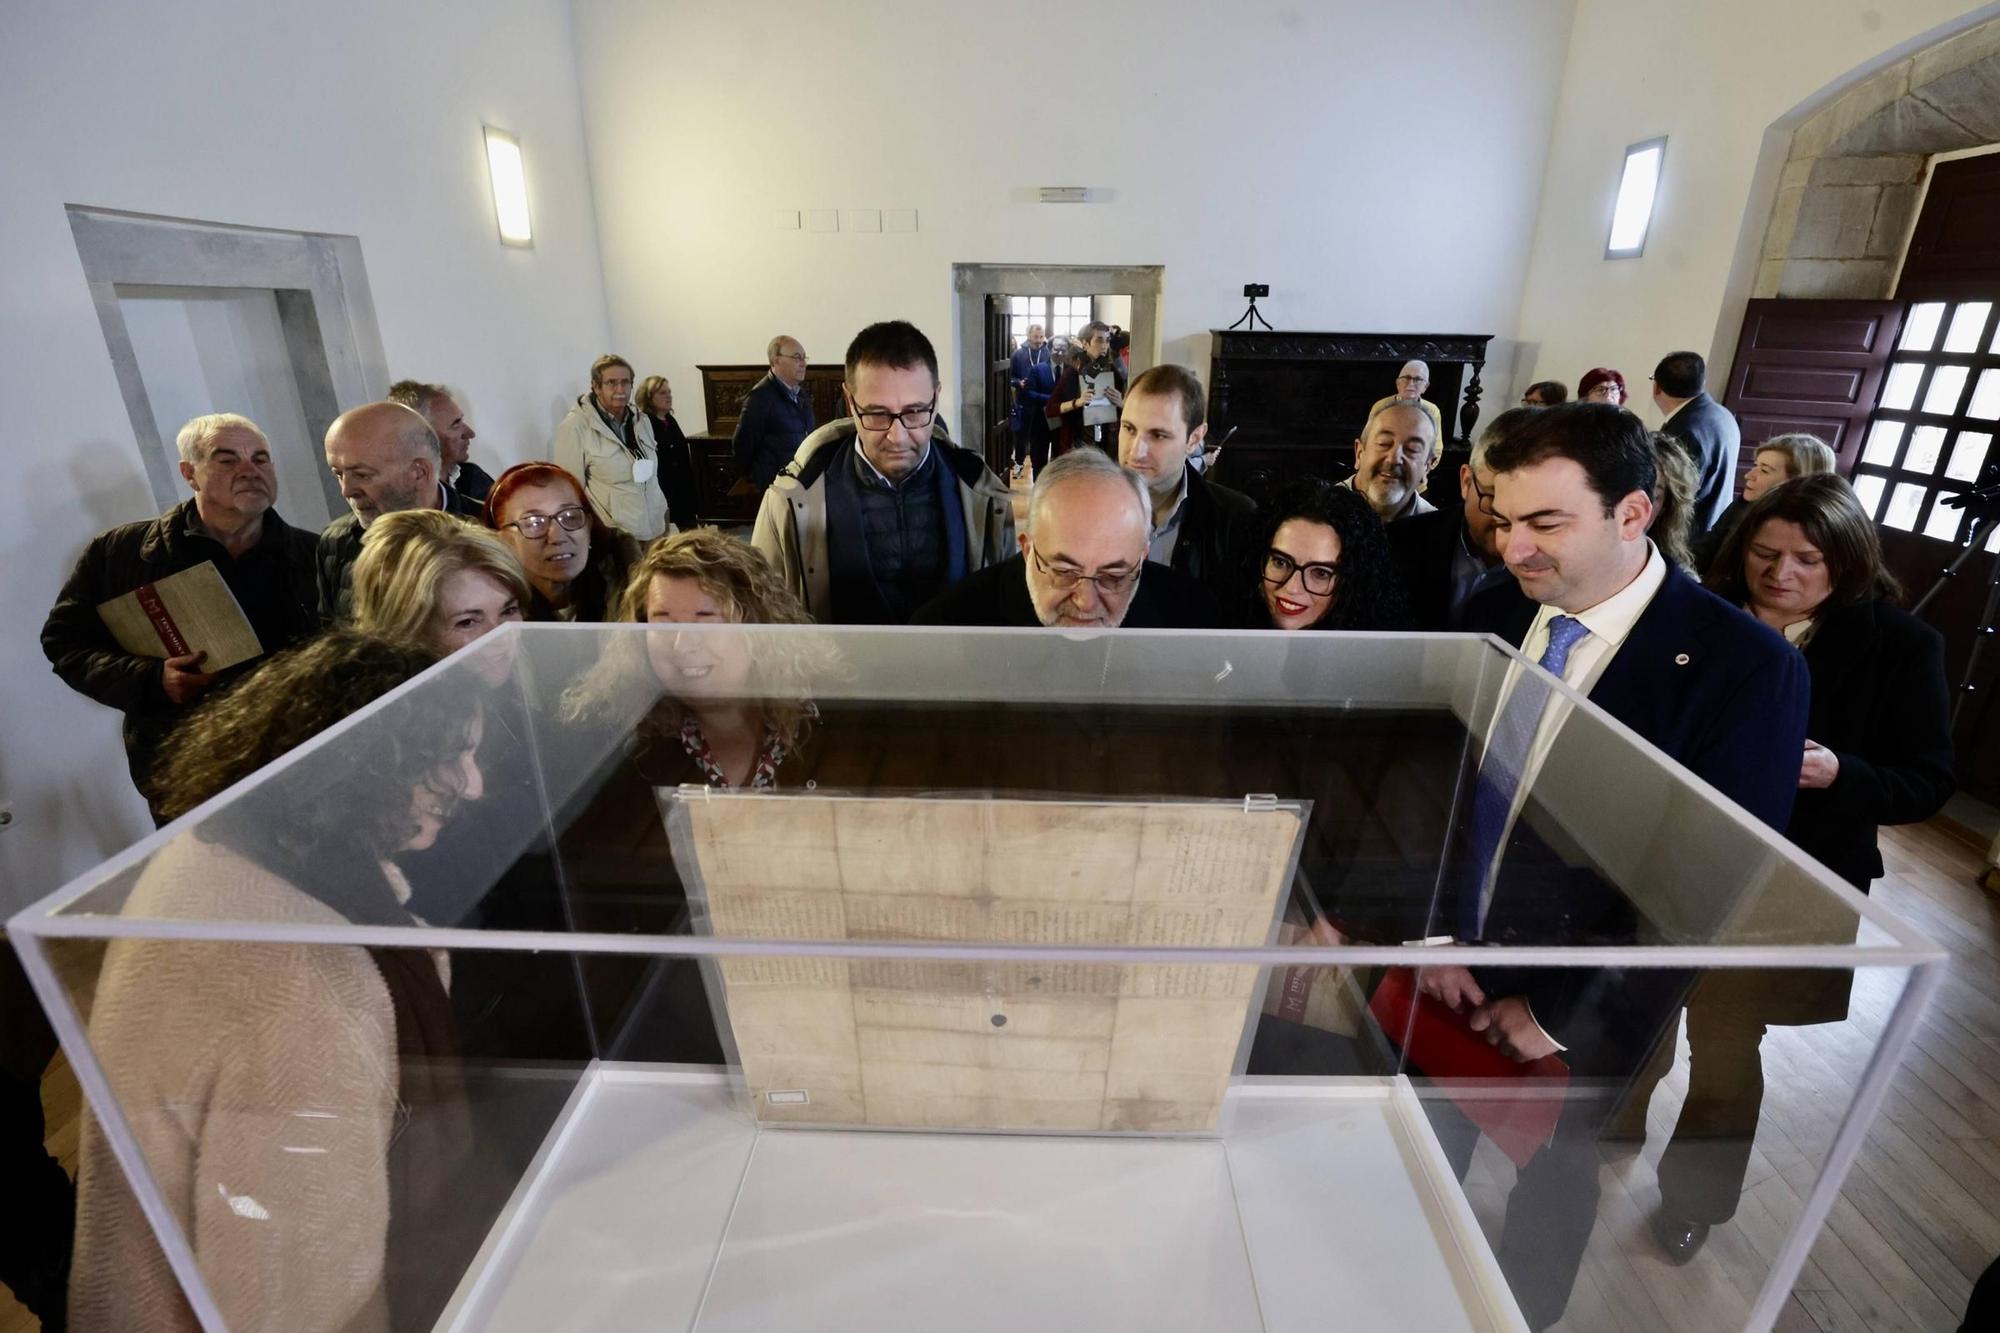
top-left (1029, 545), bottom-right (1141, 595)
top-left (853, 400), bottom-right (937, 431)
top-left (1262, 548), bottom-right (1337, 595)
top-left (505, 505), bottom-right (589, 540)
top-left (1467, 471), bottom-right (1497, 517)
top-left (777, 351), bottom-right (810, 363)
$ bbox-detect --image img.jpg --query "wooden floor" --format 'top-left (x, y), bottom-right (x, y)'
top-left (4, 815), bottom-right (1995, 1332)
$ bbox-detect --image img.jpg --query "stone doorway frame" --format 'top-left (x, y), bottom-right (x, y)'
top-left (68, 206), bottom-right (389, 514)
top-left (949, 263), bottom-right (1165, 448)
top-left (1713, 15), bottom-right (2000, 373)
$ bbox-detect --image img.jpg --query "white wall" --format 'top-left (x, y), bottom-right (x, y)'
top-left (1512, 0), bottom-right (2000, 418)
top-left (571, 0), bottom-right (1577, 438)
top-left (0, 0), bottom-right (611, 912)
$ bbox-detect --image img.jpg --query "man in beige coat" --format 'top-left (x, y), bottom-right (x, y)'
top-left (751, 321), bottom-right (1015, 624)
top-left (551, 354), bottom-right (669, 541)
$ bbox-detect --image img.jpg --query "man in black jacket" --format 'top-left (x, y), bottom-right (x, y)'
top-left (389, 378), bottom-right (492, 513)
top-left (318, 401), bottom-right (446, 621)
top-left (1117, 364), bottom-right (1254, 597)
top-left (913, 448), bottom-right (1218, 628)
top-left (1387, 407), bottom-right (1528, 628)
top-left (41, 413), bottom-right (319, 819)
top-left (1651, 350), bottom-right (1739, 532)
top-left (733, 334), bottom-right (817, 491)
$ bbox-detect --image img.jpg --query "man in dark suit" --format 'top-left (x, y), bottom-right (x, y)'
top-left (733, 334), bottom-right (817, 491)
top-left (1115, 364), bottom-right (1254, 597)
top-left (1388, 407), bottom-right (1531, 628)
top-left (912, 447), bottom-right (1218, 628)
top-left (1424, 403), bottom-right (1808, 1329)
top-left (1651, 350), bottom-right (1739, 532)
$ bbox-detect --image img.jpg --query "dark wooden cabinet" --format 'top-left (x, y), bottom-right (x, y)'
top-left (688, 364), bottom-right (848, 526)
top-left (1205, 330), bottom-right (1491, 503)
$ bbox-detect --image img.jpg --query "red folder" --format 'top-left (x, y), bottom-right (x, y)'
top-left (1369, 967), bottom-right (1569, 1168)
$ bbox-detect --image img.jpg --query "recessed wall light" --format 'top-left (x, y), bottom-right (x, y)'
top-left (483, 126), bottom-right (533, 248)
top-left (1606, 137), bottom-right (1666, 259)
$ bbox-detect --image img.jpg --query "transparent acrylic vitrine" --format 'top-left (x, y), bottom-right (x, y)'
top-left (9, 624), bottom-right (1945, 1332)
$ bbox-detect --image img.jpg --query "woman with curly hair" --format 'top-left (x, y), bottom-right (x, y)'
top-left (79, 632), bottom-right (484, 1333)
top-left (1240, 477), bottom-right (1411, 630)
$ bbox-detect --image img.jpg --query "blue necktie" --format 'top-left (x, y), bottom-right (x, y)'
top-left (1459, 615), bottom-right (1591, 939)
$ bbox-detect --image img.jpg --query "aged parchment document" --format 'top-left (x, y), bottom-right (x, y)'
top-left (664, 792), bottom-right (1303, 1134)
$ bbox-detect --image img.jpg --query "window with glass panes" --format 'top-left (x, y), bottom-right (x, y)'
top-left (1008, 295), bottom-right (1095, 350)
top-left (1856, 298), bottom-right (2000, 552)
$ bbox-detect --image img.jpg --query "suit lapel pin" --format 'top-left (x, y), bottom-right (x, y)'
top-left (1674, 653), bottom-right (1691, 665)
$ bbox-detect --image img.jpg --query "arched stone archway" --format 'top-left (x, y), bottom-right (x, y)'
top-left (1756, 18), bottom-right (2000, 300)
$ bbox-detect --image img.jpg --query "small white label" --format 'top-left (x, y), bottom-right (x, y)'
top-left (767, 1089), bottom-right (810, 1106)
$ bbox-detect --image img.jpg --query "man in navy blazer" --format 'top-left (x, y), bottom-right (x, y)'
top-left (1424, 403), bottom-right (1808, 1329)
top-left (1651, 349), bottom-right (1740, 532)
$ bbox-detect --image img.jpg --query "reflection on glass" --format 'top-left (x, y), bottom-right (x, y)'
top-left (1883, 482), bottom-right (1926, 531)
top-left (1860, 419), bottom-right (1904, 466)
top-left (1945, 432), bottom-right (1992, 482)
top-left (1968, 369), bottom-right (2000, 421)
top-left (1904, 426), bottom-right (1947, 474)
top-left (1877, 362), bottom-right (1922, 412)
top-left (1922, 365), bottom-right (1969, 416)
top-left (1852, 473), bottom-right (1887, 518)
top-left (1899, 302), bottom-right (1945, 351)
top-left (1943, 302), bottom-right (1992, 353)
top-left (1923, 498), bottom-right (1963, 541)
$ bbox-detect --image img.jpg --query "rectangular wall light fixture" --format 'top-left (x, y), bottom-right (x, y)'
top-left (1605, 136), bottom-right (1666, 259)
top-left (483, 126), bottom-right (533, 248)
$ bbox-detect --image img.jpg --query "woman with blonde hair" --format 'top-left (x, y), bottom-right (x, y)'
top-left (350, 509), bottom-right (528, 659)
top-left (636, 373), bottom-right (700, 531)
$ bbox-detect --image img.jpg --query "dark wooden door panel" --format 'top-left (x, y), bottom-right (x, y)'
top-left (1899, 153), bottom-right (2000, 302)
top-left (1722, 298), bottom-right (1901, 471)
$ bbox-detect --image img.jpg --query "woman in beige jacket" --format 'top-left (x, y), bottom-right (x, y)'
top-left (70, 633), bottom-right (481, 1333)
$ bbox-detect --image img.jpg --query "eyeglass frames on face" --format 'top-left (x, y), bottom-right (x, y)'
top-left (1467, 472), bottom-right (1498, 516)
top-left (1262, 548), bottom-right (1337, 596)
top-left (777, 351), bottom-right (810, 363)
top-left (1030, 544), bottom-right (1141, 595)
top-left (506, 505), bottom-right (589, 540)
top-left (852, 400), bottom-right (938, 431)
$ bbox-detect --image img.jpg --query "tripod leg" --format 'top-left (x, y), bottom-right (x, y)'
top-left (1950, 552), bottom-right (2000, 731)
top-left (1913, 517), bottom-right (2000, 617)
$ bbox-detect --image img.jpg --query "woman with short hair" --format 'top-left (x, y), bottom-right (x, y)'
top-left (1692, 432), bottom-right (1838, 575)
top-left (485, 461), bottom-right (641, 622)
top-left (1577, 367), bottom-right (1628, 405)
top-left (1625, 473), bottom-right (1956, 1264)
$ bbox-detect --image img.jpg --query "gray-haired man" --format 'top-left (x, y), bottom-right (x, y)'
top-left (42, 413), bottom-right (319, 819)
top-left (733, 334), bottom-right (817, 491)
top-left (912, 449), bottom-right (1218, 628)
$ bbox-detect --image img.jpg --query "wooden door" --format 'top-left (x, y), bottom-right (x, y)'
top-left (984, 297), bottom-right (1013, 476)
top-left (1897, 153), bottom-right (2000, 302)
top-left (1721, 299), bottom-right (1901, 474)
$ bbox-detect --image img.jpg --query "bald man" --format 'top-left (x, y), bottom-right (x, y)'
top-left (734, 334), bottom-right (818, 491)
top-left (317, 400), bottom-right (444, 622)
top-left (912, 448), bottom-right (1217, 628)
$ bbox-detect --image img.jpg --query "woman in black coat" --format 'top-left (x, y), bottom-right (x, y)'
top-left (1627, 473), bottom-right (1955, 1263)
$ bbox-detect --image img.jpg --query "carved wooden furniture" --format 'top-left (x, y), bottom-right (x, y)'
top-left (688, 365), bottom-right (847, 526)
top-left (1205, 331), bottom-right (1492, 503)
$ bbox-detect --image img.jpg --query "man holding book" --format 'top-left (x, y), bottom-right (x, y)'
top-left (41, 412), bottom-right (319, 822)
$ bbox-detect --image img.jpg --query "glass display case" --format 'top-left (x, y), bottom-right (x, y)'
top-left (10, 625), bottom-right (1945, 1332)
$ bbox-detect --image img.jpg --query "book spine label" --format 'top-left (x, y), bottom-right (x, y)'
top-left (135, 583), bottom-right (189, 658)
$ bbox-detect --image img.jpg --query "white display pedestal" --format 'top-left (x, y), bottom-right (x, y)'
top-left (437, 1067), bottom-right (1526, 1332)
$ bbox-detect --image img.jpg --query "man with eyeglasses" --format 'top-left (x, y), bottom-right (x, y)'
top-left (752, 321), bottom-right (1015, 623)
top-left (1387, 408), bottom-right (1531, 629)
top-left (1367, 360), bottom-right (1446, 475)
top-left (317, 401), bottom-right (448, 623)
top-left (912, 448), bottom-right (1217, 629)
top-left (733, 334), bottom-right (818, 492)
